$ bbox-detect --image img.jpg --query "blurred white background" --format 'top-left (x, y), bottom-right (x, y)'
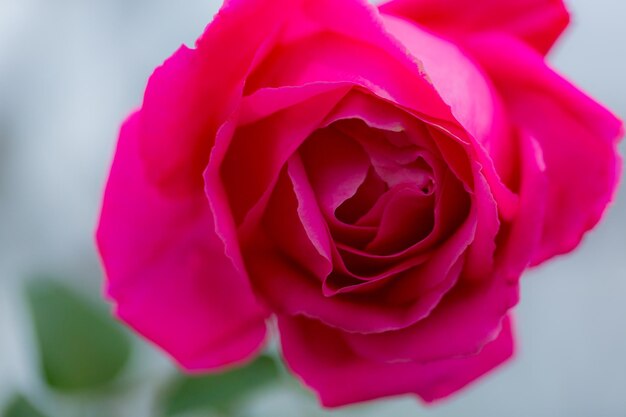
top-left (0, 0), bottom-right (624, 416)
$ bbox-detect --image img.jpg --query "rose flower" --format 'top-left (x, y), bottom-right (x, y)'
top-left (97, 0), bottom-right (622, 406)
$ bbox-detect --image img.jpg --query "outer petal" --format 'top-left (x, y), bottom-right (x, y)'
top-left (97, 114), bottom-right (268, 371)
top-left (379, 0), bottom-right (569, 55)
top-left (139, 0), bottom-right (293, 194)
top-left (278, 315), bottom-right (514, 407)
top-left (243, 0), bottom-right (459, 130)
top-left (466, 34), bottom-right (623, 265)
top-left (380, 14), bottom-right (501, 148)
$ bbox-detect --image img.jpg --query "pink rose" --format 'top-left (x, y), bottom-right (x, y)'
top-left (96, 0), bottom-right (623, 407)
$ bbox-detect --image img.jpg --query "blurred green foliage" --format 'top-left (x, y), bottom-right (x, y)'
top-left (7, 278), bottom-right (287, 416)
top-left (162, 355), bottom-right (280, 416)
top-left (2, 395), bottom-right (50, 417)
top-left (25, 279), bottom-right (132, 392)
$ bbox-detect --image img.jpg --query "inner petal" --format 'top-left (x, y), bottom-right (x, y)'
top-left (299, 126), bottom-right (371, 215)
top-left (323, 117), bottom-right (440, 256)
top-left (295, 91), bottom-right (474, 295)
top-left (336, 167), bottom-right (388, 225)
top-left (366, 185), bottom-right (435, 255)
top-left (329, 170), bottom-right (470, 281)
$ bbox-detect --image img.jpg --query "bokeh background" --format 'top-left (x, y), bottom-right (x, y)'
top-left (0, 0), bottom-right (624, 416)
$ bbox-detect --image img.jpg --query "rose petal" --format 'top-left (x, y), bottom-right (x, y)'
top-left (383, 15), bottom-right (517, 225)
top-left (245, 208), bottom-right (470, 333)
top-left (467, 34), bottom-right (623, 265)
top-left (427, 128), bottom-right (500, 281)
top-left (497, 130), bottom-right (548, 276)
top-left (325, 167), bottom-right (471, 286)
top-left (335, 167), bottom-right (388, 232)
top-left (463, 167), bottom-right (500, 280)
top-left (97, 113), bottom-right (268, 370)
top-left (299, 123), bottom-right (372, 215)
top-left (239, 82), bottom-right (352, 125)
top-left (247, 0), bottom-right (457, 131)
top-left (278, 314), bottom-right (514, 407)
top-left (244, 163), bottom-right (475, 332)
top-left (322, 159), bottom-right (473, 298)
top-left (365, 186), bottom-right (435, 255)
top-left (259, 165), bottom-right (333, 280)
top-left (247, 32), bottom-right (453, 126)
top-left (381, 15), bottom-right (499, 148)
top-left (220, 88), bottom-right (349, 224)
top-left (205, 86), bottom-right (349, 274)
top-left (379, 0), bottom-right (569, 55)
top-left (139, 0), bottom-right (292, 194)
top-left (342, 126), bottom-right (548, 363)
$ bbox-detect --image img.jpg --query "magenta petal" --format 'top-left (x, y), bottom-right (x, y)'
top-left (343, 269), bottom-right (516, 363)
top-left (221, 88), bottom-right (349, 225)
top-left (322, 90), bottom-right (411, 133)
top-left (278, 314), bottom-right (514, 407)
top-left (138, 0), bottom-right (291, 193)
top-left (139, 45), bottom-right (211, 194)
top-left (287, 156), bottom-right (334, 265)
top-left (468, 34), bottom-right (623, 265)
top-left (342, 126), bottom-right (548, 364)
top-left (365, 187), bottom-right (434, 254)
top-left (246, 205), bottom-right (468, 333)
top-left (300, 125), bottom-right (372, 214)
top-left (382, 15), bottom-right (518, 224)
top-left (239, 82), bottom-right (352, 125)
top-left (463, 168), bottom-right (500, 281)
top-left (248, 29), bottom-right (453, 126)
top-left (97, 114), bottom-right (268, 370)
top-left (381, 15), bottom-right (499, 147)
top-left (379, 0), bottom-right (569, 55)
top-left (258, 164), bottom-right (333, 279)
top-left (497, 130), bottom-right (548, 276)
top-left (204, 86), bottom-right (349, 277)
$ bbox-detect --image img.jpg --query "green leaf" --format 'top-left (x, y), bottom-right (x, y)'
top-left (25, 279), bottom-right (132, 392)
top-left (2, 395), bottom-right (50, 417)
top-left (163, 354), bottom-right (280, 416)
